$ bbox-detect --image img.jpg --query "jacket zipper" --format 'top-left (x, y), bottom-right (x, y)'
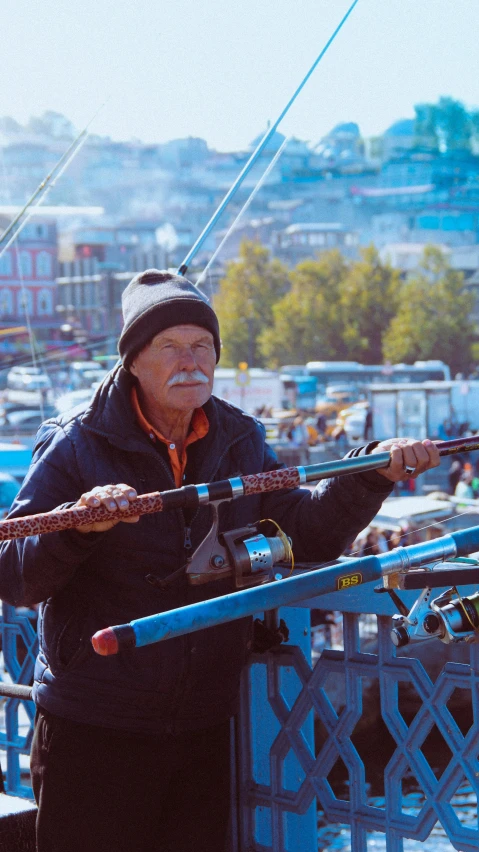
top-left (183, 526), bottom-right (192, 551)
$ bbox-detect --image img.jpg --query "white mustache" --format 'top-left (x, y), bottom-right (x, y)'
top-left (167, 370), bottom-right (210, 387)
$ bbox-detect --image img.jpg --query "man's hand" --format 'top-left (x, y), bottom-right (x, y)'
top-left (370, 438), bottom-right (440, 483)
top-left (75, 484), bottom-right (139, 533)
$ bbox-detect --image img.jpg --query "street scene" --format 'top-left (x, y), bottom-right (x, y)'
top-left (1, 1), bottom-right (479, 851)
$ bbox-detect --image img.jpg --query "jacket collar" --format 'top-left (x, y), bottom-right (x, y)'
top-left (79, 362), bottom-right (257, 479)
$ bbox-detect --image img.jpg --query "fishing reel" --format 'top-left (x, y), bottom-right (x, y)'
top-left (391, 587), bottom-right (479, 647)
top-left (380, 558), bottom-right (479, 647)
top-left (186, 501), bottom-right (292, 589)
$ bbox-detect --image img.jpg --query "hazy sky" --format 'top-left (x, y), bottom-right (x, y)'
top-left (2, 0), bottom-right (478, 151)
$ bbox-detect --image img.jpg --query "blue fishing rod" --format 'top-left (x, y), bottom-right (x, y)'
top-left (92, 525), bottom-right (479, 655)
top-left (177, 0), bottom-right (361, 276)
top-left (0, 99), bottom-right (108, 258)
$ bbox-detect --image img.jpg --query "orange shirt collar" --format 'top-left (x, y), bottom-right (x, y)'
top-left (131, 386), bottom-right (209, 487)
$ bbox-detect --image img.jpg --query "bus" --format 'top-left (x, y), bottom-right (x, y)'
top-left (303, 360), bottom-right (451, 394)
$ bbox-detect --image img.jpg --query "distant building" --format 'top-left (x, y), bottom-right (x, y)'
top-left (379, 242), bottom-right (451, 272)
top-left (463, 268), bottom-right (479, 332)
top-left (450, 245), bottom-right (479, 276)
top-left (274, 222), bottom-right (359, 265)
top-left (62, 221), bottom-right (167, 269)
top-left (212, 217), bottom-right (280, 264)
top-left (56, 252), bottom-right (166, 344)
top-left (2, 113), bottom-right (479, 281)
top-left (0, 216), bottom-right (58, 352)
top-left (381, 119), bottom-right (416, 161)
top-left (157, 137), bottom-right (209, 169)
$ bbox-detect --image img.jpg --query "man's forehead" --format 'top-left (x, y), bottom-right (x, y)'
top-left (152, 325), bottom-right (214, 343)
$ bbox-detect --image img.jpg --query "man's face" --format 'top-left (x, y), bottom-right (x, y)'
top-left (129, 324), bottom-right (216, 413)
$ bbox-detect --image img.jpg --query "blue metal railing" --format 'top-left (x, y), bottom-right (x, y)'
top-left (1, 529), bottom-right (479, 850)
top-left (0, 605), bottom-right (37, 799)
top-left (237, 604), bottom-right (479, 852)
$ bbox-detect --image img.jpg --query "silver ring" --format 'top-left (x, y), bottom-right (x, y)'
top-left (403, 464), bottom-right (416, 475)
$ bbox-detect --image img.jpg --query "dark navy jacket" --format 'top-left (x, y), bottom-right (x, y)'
top-left (0, 365), bottom-right (392, 733)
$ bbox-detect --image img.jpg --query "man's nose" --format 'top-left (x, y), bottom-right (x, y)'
top-left (178, 346), bottom-right (197, 368)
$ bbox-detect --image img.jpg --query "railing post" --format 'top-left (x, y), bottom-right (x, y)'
top-left (236, 607), bottom-right (316, 852)
top-left (0, 604), bottom-right (36, 799)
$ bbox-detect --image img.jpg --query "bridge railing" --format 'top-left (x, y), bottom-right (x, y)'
top-left (236, 589), bottom-right (479, 852)
top-left (0, 533), bottom-right (479, 851)
top-left (0, 604), bottom-right (36, 800)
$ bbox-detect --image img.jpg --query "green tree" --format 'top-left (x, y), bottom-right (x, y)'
top-left (258, 247), bottom-right (399, 368)
top-left (413, 97), bottom-right (473, 152)
top-left (414, 103), bottom-right (440, 150)
top-left (338, 246), bottom-right (401, 364)
top-left (436, 97), bottom-right (472, 151)
top-left (214, 241), bottom-right (290, 367)
top-left (257, 250), bottom-right (348, 366)
top-left (382, 246), bottom-right (475, 376)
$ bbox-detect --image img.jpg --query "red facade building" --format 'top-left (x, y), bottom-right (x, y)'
top-left (0, 217), bottom-right (58, 354)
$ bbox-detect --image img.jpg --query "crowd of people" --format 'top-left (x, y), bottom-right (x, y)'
top-left (277, 412), bottom-right (329, 446)
top-left (348, 519), bottom-right (448, 558)
top-left (449, 459), bottom-right (479, 500)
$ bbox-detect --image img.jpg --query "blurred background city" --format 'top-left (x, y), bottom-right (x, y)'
top-left (1, 3), bottom-right (479, 848)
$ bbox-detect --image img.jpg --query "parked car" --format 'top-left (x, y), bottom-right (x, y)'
top-left (6, 366), bottom-right (52, 392)
top-left (0, 407), bottom-right (55, 435)
top-left (335, 401), bottom-right (370, 446)
top-left (315, 390), bottom-right (362, 434)
top-left (68, 361), bottom-right (105, 388)
top-left (79, 368), bottom-right (108, 388)
top-left (0, 441), bottom-right (32, 480)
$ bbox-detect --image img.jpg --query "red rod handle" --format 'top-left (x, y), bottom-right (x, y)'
top-left (436, 435), bottom-right (479, 457)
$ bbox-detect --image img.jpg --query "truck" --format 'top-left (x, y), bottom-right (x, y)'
top-left (369, 380), bottom-right (479, 441)
top-left (213, 368), bottom-right (282, 414)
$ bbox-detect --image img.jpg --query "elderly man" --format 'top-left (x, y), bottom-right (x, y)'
top-left (0, 270), bottom-right (439, 852)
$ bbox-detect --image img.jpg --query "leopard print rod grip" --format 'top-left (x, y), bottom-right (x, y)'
top-left (0, 437), bottom-right (474, 542)
top-left (242, 467), bottom-right (300, 496)
top-left (0, 466), bottom-right (303, 542)
top-left (0, 492), bottom-right (164, 542)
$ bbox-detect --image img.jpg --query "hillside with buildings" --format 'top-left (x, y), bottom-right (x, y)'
top-left (1, 99), bottom-right (479, 358)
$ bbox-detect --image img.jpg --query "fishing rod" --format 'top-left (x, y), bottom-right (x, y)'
top-left (0, 99), bottom-right (107, 258)
top-left (91, 524), bottom-right (479, 655)
top-left (6, 520), bottom-right (479, 702)
top-left (0, 434), bottom-right (478, 544)
top-left (196, 137), bottom-right (289, 286)
top-left (178, 0), bottom-right (360, 276)
top-left (0, 134), bottom-right (90, 260)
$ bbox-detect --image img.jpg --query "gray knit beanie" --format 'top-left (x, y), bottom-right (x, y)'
top-left (118, 269), bottom-right (221, 369)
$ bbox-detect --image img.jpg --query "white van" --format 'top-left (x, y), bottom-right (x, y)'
top-left (6, 366), bottom-right (52, 392)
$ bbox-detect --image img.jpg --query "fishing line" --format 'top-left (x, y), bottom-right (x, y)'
top-left (0, 98), bottom-right (109, 256)
top-left (196, 137), bottom-right (288, 286)
top-left (0, 133), bottom-right (91, 261)
top-left (348, 509), bottom-right (479, 558)
top-left (0, 145), bottom-right (47, 417)
top-left (179, 0), bottom-right (361, 275)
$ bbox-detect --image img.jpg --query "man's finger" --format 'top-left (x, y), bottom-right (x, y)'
top-left (116, 484), bottom-right (137, 500)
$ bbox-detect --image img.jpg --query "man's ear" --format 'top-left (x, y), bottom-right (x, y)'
top-left (129, 360), bottom-right (137, 378)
